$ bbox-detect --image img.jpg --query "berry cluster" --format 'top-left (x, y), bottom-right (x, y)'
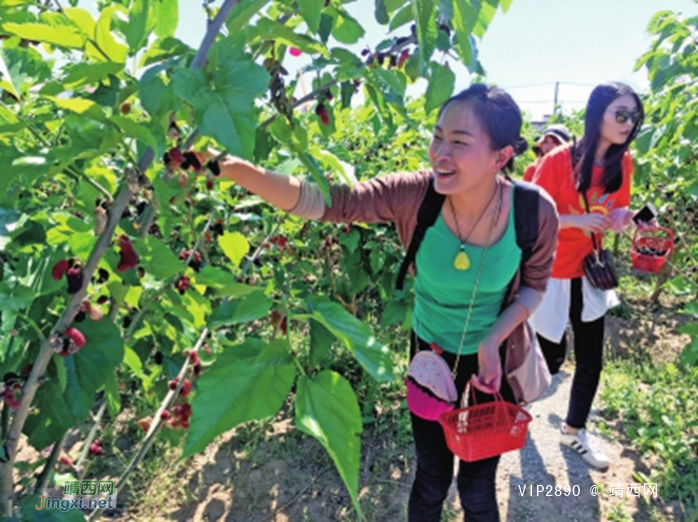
top-left (88, 439), bottom-right (103, 457)
top-left (270, 310), bottom-right (288, 336)
top-left (162, 147), bottom-right (220, 190)
top-left (3, 379), bottom-right (21, 410)
top-left (52, 258), bottom-right (84, 294)
top-left (168, 376), bottom-right (193, 398)
top-left (75, 299), bottom-right (104, 323)
top-left (50, 327), bottom-right (86, 357)
top-left (178, 249), bottom-right (202, 271)
top-left (315, 102), bottom-right (330, 126)
top-left (175, 276), bottom-right (191, 295)
top-left (636, 247), bottom-right (667, 257)
top-left (167, 401), bottom-right (192, 429)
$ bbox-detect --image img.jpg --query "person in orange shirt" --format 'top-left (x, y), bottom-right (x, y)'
top-left (530, 83), bottom-right (644, 469)
top-left (522, 124), bottom-right (571, 182)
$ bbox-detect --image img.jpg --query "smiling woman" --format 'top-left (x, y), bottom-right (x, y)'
top-left (198, 83), bottom-right (559, 522)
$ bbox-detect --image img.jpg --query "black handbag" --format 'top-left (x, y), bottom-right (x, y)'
top-left (582, 192), bottom-right (619, 290)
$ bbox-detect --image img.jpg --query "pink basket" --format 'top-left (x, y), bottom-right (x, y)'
top-left (406, 378), bottom-right (456, 421)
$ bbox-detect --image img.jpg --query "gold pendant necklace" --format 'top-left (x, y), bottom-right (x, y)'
top-left (449, 182), bottom-right (501, 271)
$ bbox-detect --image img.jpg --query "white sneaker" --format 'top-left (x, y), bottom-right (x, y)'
top-left (560, 426), bottom-right (609, 469)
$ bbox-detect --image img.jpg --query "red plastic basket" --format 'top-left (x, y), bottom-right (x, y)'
top-left (630, 226), bottom-right (674, 274)
top-left (438, 390), bottom-right (532, 462)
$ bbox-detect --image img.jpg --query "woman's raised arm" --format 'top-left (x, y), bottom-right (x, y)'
top-left (203, 149), bottom-right (302, 212)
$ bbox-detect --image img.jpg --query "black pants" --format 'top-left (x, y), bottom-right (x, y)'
top-left (407, 334), bottom-right (514, 522)
top-left (537, 277), bottom-right (605, 429)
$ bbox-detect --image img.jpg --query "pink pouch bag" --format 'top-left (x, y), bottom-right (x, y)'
top-left (406, 350), bottom-right (458, 421)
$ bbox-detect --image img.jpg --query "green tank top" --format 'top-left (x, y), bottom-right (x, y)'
top-left (413, 190), bottom-right (521, 355)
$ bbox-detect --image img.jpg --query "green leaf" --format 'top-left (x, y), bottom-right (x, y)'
top-left (375, 0), bottom-right (390, 25)
top-left (91, 5), bottom-right (128, 63)
top-left (295, 371), bottom-right (363, 517)
top-left (452, 0), bottom-right (479, 66)
top-left (217, 232), bottom-right (249, 268)
top-left (411, 0), bottom-right (438, 75)
top-left (226, 0), bottom-right (271, 34)
top-left (677, 323), bottom-right (698, 336)
top-left (329, 7), bottom-right (365, 44)
top-left (389, 4), bottom-right (413, 31)
top-left (138, 66), bottom-right (180, 119)
top-left (194, 266), bottom-right (259, 297)
top-left (301, 296), bottom-right (393, 382)
top-left (46, 96), bottom-right (110, 124)
top-left (208, 292), bottom-right (273, 328)
top-left (63, 320), bottom-right (124, 420)
top-left (122, 0), bottom-right (154, 54)
top-left (309, 318), bottom-right (335, 367)
top-left (183, 338), bottom-right (295, 456)
top-left (425, 61), bottom-right (455, 113)
top-left (252, 18), bottom-right (328, 56)
top-left (1, 22), bottom-right (86, 49)
top-left (110, 115), bottom-right (159, 155)
top-left (499, 0), bottom-right (512, 12)
top-left (0, 285), bottom-right (35, 312)
top-left (299, 0), bottom-right (324, 33)
top-left (62, 62), bottom-right (124, 90)
top-left (473, 0), bottom-right (497, 38)
top-left (172, 63), bottom-right (269, 159)
top-left (103, 369), bottom-right (121, 419)
top-left (153, 0), bottom-right (178, 38)
top-left (134, 236), bottom-right (186, 280)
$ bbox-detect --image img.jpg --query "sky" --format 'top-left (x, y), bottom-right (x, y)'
top-left (124, 0), bottom-right (697, 121)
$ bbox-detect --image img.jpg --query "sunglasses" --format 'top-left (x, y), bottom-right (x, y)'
top-left (610, 109), bottom-right (641, 124)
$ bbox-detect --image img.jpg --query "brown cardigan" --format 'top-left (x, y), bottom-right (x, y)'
top-left (293, 169), bottom-right (560, 403)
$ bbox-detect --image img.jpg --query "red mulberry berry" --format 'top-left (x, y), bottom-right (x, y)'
top-left (160, 410), bottom-right (171, 420)
top-left (179, 379), bottom-right (192, 398)
top-left (51, 259), bottom-right (69, 280)
top-left (168, 378), bottom-right (179, 390)
top-left (64, 327), bottom-right (86, 349)
top-left (116, 235), bottom-right (139, 272)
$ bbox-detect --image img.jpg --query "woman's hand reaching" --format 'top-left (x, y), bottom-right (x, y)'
top-left (575, 213), bottom-right (612, 234)
top-left (472, 338), bottom-right (502, 394)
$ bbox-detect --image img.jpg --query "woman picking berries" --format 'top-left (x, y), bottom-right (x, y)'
top-left (198, 84), bottom-right (559, 522)
top-left (529, 82), bottom-right (645, 469)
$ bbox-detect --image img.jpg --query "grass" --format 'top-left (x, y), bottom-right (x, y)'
top-left (599, 357), bottom-right (698, 515)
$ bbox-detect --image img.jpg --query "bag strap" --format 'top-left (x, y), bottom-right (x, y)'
top-left (513, 181), bottom-right (539, 263)
top-left (581, 191), bottom-right (602, 253)
top-left (395, 176), bottom-right (445, 290)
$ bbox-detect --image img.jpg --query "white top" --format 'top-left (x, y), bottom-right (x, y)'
top-left (528, 276), bottom-right (620, 343)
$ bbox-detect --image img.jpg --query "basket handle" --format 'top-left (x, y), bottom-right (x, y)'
top-left (465, 380), bottom-right (504, 407)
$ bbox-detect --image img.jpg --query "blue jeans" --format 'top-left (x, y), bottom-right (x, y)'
top-left (537, 277), bottom-right (605, 429)
top-left (407, 334), bottom-right (513, 522)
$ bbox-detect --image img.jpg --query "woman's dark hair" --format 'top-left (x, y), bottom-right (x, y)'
top-left (575, 82), bottom-right (644, 193)
top-left (438, 84), bottom-right (527, 172)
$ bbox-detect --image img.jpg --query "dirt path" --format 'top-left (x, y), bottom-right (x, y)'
top-left (115, 296), bottom-right (690, 521)
top-left (119, 361), bottom-right (674, 522)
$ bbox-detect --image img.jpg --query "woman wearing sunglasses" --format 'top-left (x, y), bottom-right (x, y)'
top-left (530, 82), bottom-right (644, 469)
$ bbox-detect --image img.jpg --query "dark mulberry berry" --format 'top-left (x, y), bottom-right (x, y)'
top-left (97, 268), bottom-right (109, 284)
top-left (154, 351), bottom-right (163, 364)
top-left (66, 267), bottom-right (84, 294)
top-left (205, 159), bottom-right (220, 177)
